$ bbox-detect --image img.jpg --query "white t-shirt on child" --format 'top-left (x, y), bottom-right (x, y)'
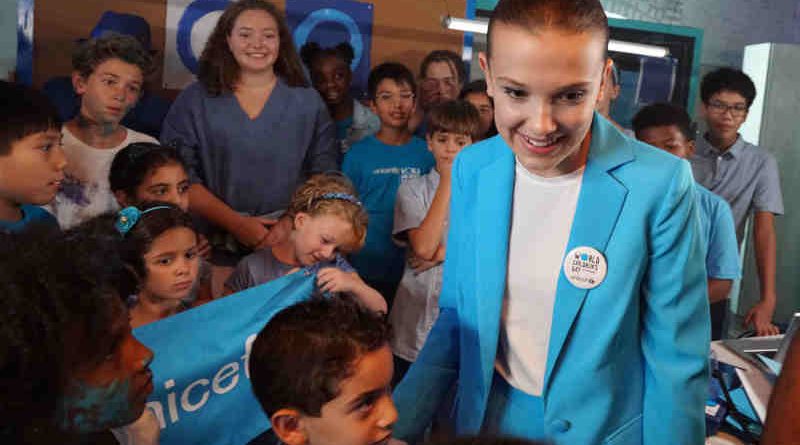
top-left (48, 126), bottom-right (157, 229)
top-left (495, 159), bottom-right (584, 396)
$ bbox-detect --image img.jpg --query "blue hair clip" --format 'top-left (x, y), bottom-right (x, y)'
top-left (318, 192), bottom-right (362, 207)
top-left (115, 205), bottom-right (173, 236)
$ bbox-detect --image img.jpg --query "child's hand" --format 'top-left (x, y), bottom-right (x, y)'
top-left (408, 254), bottom-right (442, 274)
top-left (196, 234), bottom-right (212, 259)
top-left (317, 267), bottom-right (363, 294)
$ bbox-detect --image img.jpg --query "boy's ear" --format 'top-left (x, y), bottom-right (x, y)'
top-left (478, 52), bottom-right (493, 98)
top-left (368, 99), bottom-right (378, 114)
top-left (270, 409), bottom-right (308, 445)
top-left (294, 212), bottom-right (308, 230)
top-left (114, 190), bottom-right (132, 208)
top-left (687, 139), bottom-right (697, 157)
top-left (595, 58), bottom-right (614, 106)
top-left (72, 71), bottom-right (88, 95)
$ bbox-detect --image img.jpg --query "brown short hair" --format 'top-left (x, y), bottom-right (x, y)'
top-left (419, 50), bottom-right (466, 86)
top-left (426, 100), bottom-right (481, 141)
top-left (0, 81), bottom-right (60, 156)
top-left (249, 296), bottom-right (391, 417)
top-left (286, 173), bottom-right (368, 253)
top-left (72, 33), bottom-right (153, 79)
top-left (487, 0), bottom-right (609, 59)
top-left (198, 0), bottom-right (308, 95)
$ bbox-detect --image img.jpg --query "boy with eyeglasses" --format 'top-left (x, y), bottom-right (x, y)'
top-left (690, 67), bottom-right (784, 337)
top-left (342, 62), bottom-right (435, 306)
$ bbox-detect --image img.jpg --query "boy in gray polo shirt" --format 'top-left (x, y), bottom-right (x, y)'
top-left (690, 68), bottom-right (784, 336)
top-left (389, 101), bottom-right (480, 380)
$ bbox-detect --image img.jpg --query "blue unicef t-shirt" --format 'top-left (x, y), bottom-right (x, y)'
top-left (696, 184), bottom-right (741, 280)
top-left (342, 135), bottom-right (434, 284)
top-left (0, 205), bottom-right (59, 233)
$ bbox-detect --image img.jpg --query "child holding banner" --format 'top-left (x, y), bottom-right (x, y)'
top-left (225, 173), bottom-right (387, 313)
top-left (249, 296), bottom-right (397, 445)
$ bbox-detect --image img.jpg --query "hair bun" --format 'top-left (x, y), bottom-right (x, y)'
top-left (335, 42), bottom-right (355, 65)
top-left (300, 41), bottom-right (322, 66)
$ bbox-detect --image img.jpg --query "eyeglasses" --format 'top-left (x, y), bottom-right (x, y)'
top-left (707, 100), bottom-right (749, 117)
top-left (374, 92), bottom-right (415, 103)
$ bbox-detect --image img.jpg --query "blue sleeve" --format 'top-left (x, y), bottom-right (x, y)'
top-left (392, 155), bottom-right (465, 443)
top-left (160, 86), bottom-right (204, 184)
top-left (304, 91), bottom-right (339, 173)
top-left (641, 164), bottom-right (709, 445)
top-left (706, 197), bottom-right (741, 279)
top-left (342, 146), bottom-right (363, 192)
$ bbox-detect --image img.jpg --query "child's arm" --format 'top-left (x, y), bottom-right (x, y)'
top-left (708, 279), bottom-right (733, 304)
top-left (407, 170), bottom-right (451, 261)
top-left (316, 267), bottom-right (387, 313)
top-left (746, 211), bottom-right (780, 336)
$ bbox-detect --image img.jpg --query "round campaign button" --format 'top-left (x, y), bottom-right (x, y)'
top-left (563, 246), bottom-right (607, 289)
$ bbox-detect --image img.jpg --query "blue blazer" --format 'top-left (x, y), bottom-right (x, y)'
top-left (393, 115), bottom-right (710, 445)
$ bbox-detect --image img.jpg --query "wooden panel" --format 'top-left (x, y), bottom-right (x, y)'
top-left (33, 0), bottom-right (466, 95)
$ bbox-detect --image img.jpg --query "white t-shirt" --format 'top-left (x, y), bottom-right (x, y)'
top-left (495, 159), bottom-right (584, 396)
top-left (389, 169), bottom-right (446, 362)
top-left (49, 126), bottom-right (157, 229)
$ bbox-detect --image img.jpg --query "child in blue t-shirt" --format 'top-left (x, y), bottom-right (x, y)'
top-left (342, 63), bottom-right (435, 305)
top-left (0, 81), bottom-right (65, 234)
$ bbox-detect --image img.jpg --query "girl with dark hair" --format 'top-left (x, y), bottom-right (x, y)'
top-left (109, 142), bottom-right (212, 258)
top-left (161, 0), bottom-right (338, 269)
top-left (301, 41), bottom-right (380, 156)
top-left (114, 202), bottom-right (202, 328)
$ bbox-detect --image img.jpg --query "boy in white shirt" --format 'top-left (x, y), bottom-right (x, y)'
top-left (50, 33), bottom-right (156, 228)
top-left (390, 100), bottom-right (480, 380)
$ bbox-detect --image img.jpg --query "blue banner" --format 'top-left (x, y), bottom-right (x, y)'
top-left (286, 0), bottom-right (374, 99)
top-left (134, 272), bottom-right (316, 445)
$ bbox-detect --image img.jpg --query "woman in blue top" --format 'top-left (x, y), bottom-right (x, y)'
top-left (161, 0), bottom-right (337, 262)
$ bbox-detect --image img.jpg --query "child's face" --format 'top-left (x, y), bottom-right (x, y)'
top-left (227, 8), bottom-right (280, 75)
top-left (427, 131), bottom-right (472, 167)
top-left (420, 61), bottom-right (460, 110)
top-left (636, 125), bottom-right (695, 160)
top-left (0, 128), bottom-right (66, 207)
top-left (702, 90), bottom-right (749, 143)
top-left (73, 58), bottom-right (143, 126)
top-left (58, 299), bottom-right (154, 432)
top-left (301, 345), bottom-right (397, 445)
top-left (293, 213), bottom-right (354, 266)
top-left (480, 24), bottom-right (609, 177)
top-left (463, 91), bottom-right (495, 139)
top-left (370, 79), bottom-right (416, 130)
top-left (142, 227), bottom-right (200, 301)
top-left (312, 55), bottom-right (352, 107)
top-left (129, 162), bottom-right (191, 212)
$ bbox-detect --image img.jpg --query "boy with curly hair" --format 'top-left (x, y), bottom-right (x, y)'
top-left (49, 33), bottom-right (157, 229)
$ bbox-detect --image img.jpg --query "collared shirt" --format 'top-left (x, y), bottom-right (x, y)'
top-left (690, 135), bottom-right (783, 242)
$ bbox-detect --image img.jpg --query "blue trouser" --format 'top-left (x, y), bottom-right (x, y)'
top-left (482, 372), bottom-right (546, 439)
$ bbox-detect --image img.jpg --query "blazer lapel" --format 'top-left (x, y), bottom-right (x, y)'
top-left (472, 146), bottom-right (515, 392)
top-left (543, 115), bottom-right (634, 391)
